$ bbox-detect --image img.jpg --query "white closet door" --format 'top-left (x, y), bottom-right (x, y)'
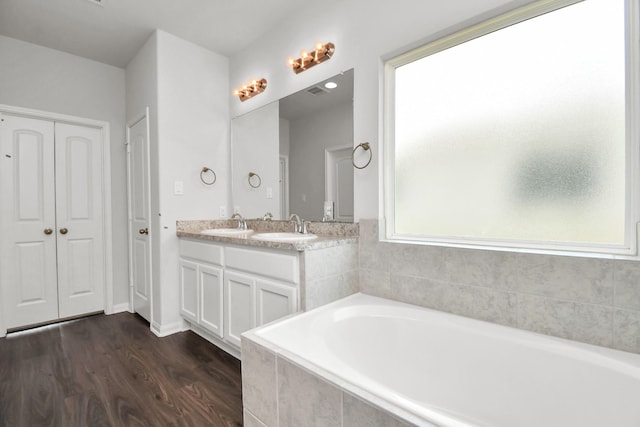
top-left (55, 123), bottom-right (105, 318)
top-left (0, 114), bottom-right (59, 328)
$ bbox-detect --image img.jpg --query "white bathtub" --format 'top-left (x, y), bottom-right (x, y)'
top-left (251, 293), bottom-right (640, 427)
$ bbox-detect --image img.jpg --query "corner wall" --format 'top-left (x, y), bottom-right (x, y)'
top-left (127, 30), bottom-right (230, 332)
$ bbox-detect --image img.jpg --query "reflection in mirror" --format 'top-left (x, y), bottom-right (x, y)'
top-left (279, 69), bottom-right (354, 221)
top-left (230, 70), bottom-right (354, 221)
top-left (230, 102), bottom-right (280, 220)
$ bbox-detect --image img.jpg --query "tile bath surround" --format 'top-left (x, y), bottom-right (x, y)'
top-left (358, 219), bottom-right (640, 354)
top-left (241, 218), bottom-right (640, 426)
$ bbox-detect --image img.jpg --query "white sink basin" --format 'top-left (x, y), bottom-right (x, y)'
top-left (200, 228), bottom-right (253, 236)
top-left (251, 232), bottom-right (318, 242)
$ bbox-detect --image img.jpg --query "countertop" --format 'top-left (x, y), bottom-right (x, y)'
top-left (176, 219), bottom-right (359, 252)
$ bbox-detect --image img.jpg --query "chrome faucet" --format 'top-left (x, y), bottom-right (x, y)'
top-left (231, 213), bottom-right (247, 230)
top-left (262, 212), bottom-right (273, 221)
top-left (289, 213), bottom-right (302, 233)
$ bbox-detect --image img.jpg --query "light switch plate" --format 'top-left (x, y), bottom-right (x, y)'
top-left (219, 206), bottom-right (227, 218)
top-left (324, 200), bottom-right (334, 220)
top-left (174, 181), bottom-right (184, 195)
top-left (266, 187), bottom-right (273, 199)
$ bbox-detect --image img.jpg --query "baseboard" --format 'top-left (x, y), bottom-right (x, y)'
top-left (151, 320), bottom-right (183, 337)
top-left (111, 302), bottom-right (132, 314)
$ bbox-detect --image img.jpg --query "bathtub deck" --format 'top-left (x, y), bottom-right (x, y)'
top-left (245, 293), bottom-right (640, 427)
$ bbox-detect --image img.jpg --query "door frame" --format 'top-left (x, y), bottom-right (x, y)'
top-left (279, 155), bottom-right (289, 220)
top-left (0, 103), bottom-right (114, 337)
top-left (325, 144), bottom-right (353, 221)
top-left (125, 108), bottom-right (153, 323)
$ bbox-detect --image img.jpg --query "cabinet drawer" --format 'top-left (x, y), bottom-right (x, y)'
top-left (225, 247), bottom-right (299, 283)
top-left (179, 239), bottom-right (223, 265)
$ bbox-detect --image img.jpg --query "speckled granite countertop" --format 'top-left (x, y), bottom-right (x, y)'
top-left (176, 219), bottom-right (359, 251)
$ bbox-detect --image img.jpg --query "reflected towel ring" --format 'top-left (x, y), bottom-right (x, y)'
top-left (200, 167), bottom-right (217, 185)
top-left (248, 172), bottom-right (262, 188)
top-left (352, 142), bottom-right (372, 169)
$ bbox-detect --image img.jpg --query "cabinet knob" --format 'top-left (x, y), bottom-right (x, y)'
top-left (139, 228), bottom-right (149, 235)
top-left (44, 228), bottom-right (53, 235)
top-left (59, 227), bottom-right (68, 235)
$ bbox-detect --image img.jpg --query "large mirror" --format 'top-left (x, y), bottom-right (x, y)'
top-left (231, 69), bottom-right (354, 221)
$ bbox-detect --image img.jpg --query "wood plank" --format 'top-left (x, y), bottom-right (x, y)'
top-left (0, 313), bottom-right (243, 426)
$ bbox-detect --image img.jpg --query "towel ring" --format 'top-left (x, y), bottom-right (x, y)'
top-left (352, 142), bottom-right (372, 169)
top-left (200, 167), bottom-right (217, 185)
top-left (248, 172), bottom-right (262, 188)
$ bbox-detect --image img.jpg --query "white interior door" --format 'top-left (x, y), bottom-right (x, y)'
top-left (127, 112), bottom-right (152, 322)
top-left (325, 146), bottom-right (354, 222)
top-left (0, 114), bottom-right (59, 328)
top-left (55, 123), bottom-right (105, 318)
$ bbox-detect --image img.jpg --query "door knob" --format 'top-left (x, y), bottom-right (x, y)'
top-left (44, 228), bottom-right (53, 235)
top-left (139, 228), bottom-right (149, 235)
top-left (59, 227), bottom-right (68, 235)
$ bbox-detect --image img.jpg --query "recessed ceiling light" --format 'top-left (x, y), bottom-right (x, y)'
top-left (324, 81), bottom-right (338, 89)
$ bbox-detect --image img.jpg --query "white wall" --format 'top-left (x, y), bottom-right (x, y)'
top-left (126, 32), bottom-right (161, 322)
top-left (127, 30), bottom-right (230, 331)
top-left (156, 30), bottom-right (229, 330)
top-left (229, 0), bottom-right (533, 220)
top-left (289, 101), bottom-right (353, 219)
top-left (231, 102), bottom-right (280, 219)
top-left (0, 34), bottom-right (129, 307)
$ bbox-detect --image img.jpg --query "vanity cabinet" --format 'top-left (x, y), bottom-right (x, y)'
top-left (224, 246), bottom-right (298, 348)
top-left (223, 270), bottom-right (297, 348)
top-left (179, 240), bottom-right (224, 338)
top-left (178, 238), bottom-right (299, 355)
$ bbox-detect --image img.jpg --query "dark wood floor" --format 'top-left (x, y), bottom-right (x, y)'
top-left (0, 312), bottom-right (243, 427)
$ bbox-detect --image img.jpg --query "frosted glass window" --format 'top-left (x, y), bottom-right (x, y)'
top-left (386, 0), bottom-right (636, 253)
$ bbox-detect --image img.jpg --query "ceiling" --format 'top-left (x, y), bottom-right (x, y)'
top-left (0, 0), bottom-right (323, 68)
top-left (279, 69), bottom-right (353, 121)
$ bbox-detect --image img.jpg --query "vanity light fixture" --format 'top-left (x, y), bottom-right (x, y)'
top-left (287, 41), bottom-right (335, 74)
top-left (233, 78), bottom-right (267, 102)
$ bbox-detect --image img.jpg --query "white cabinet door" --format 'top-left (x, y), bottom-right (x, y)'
top-left (55, 123), bottom-right (105, 318)
top-left (199, 264), bottom-right (223, 338)
top-left (179, 260), bottom-right (198, 323)
top-left (256, 279), bottom-right (297, 326)
top-left (223, 270), bottom-right (256, 348)
top-left (0, 115), bottom-right (59, 328)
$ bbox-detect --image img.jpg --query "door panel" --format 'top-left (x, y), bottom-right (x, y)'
top-left (199, 264), bottom-right (223, 338)
top-left (55, 123), bottom-right (104, 318)
top-left (256, 279), bottom-right (296, 326)
top-left (128, 114), bottom-right (151, 322)
top-left (223, 271), bottom-right (256, 348)
top-left (0, 114), bottom-right (58, 328)
top-left (179, 260), bottom-right (198, 323)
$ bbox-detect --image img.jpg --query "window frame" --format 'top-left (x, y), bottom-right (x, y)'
top-left (382, 0), bottom-right (640, 257)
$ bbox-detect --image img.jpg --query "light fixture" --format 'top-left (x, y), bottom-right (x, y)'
top-left (324, 81), bottom-right (338, 89)
top-left (233, 78), bottom-right (267, 102)
top-left (287, 41), bottom-right (335, 74)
